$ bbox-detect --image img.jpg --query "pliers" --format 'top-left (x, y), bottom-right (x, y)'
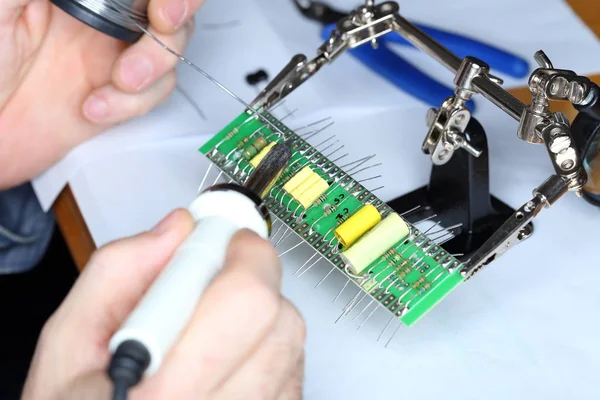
top-left (295, 0), bottom-right (530, 111)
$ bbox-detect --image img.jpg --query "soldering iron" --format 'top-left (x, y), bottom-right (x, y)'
top-left (107, 143), bottom-right (292, 399)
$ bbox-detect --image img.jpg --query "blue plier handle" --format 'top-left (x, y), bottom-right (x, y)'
top-left (321, 23), bottom-right (529, 111)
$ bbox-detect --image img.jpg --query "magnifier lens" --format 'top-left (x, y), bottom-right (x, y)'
top-left (583, 133), bottom-right (600, 205)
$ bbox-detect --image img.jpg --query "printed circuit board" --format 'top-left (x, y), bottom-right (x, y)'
top-left (200, 110), bottom-right (465, 326)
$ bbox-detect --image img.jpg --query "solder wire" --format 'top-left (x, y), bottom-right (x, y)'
top-left (77, 0), bottom-right (147, 32)
top-left (107, 0), bottom-right (290, 139)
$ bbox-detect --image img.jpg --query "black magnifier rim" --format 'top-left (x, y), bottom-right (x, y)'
top-left (573, 91), bottom-right (600, 208)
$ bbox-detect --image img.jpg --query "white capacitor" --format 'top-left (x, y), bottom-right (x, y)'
top-left (341, 212), bottom-right (410, 275)
top-left (109, 187), bottom-right (269, 375)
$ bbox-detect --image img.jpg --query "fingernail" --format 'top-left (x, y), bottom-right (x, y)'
top-left (226, 229), bottom-right (260, 261)
top-left (120, 55), bottom-right (153, 90)
top-left (152, 212), bottom-right (176, 235)
top-left (83, 95), bottom-right (109, 122)
top-left (161, 0), bottom-right (188, 29)
top-left (234, 229), bottom-right (260, 241)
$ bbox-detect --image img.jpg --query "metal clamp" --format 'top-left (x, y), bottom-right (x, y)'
top-left (462, 174), bottom-right (568, 280)
top-left (251, 1), bottom-right (399, 110)
top-left (538, 113), bottom-right (587, 193)
top-left (516, 51), bottom-right (589, 194)
top-left (422, 57), bottom-right (498, 164)
top-left (250, 54), bottom-right (326, 110)
top-left (518, 51), bottom-right (593, 144)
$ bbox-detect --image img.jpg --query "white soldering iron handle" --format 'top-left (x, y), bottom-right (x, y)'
top-left (109, 186), bottom-right (270, 375)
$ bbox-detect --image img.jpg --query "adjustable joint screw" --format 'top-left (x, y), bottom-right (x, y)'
top-left (454, 57), bottom-right (490, 99)
top-left (426, 108), bottom-right (438, 127)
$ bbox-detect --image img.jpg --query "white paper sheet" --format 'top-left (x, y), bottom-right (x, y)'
top-left (42, 0), bottom-right (600, 397)
top-left (69, 102), bottom-right (600, 399)
top-left (32, 0), bottom-right (600, 210)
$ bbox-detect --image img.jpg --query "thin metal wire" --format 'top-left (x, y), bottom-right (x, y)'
top-left (197, 163), bottom-right (213, 194)
top-left (176, 85), bottom-right (206, 121)
top-left (279, 241), bottom-right (303, 257)
top-left (377, 316), bottom-right (394, 342)
top-left (109, 0), bottom-right (290, 138)
top-left (294, 253), bottom-right (319, 275)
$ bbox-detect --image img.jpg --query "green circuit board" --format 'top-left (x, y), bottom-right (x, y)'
top-left (200, 110), bottom-right (465, 326)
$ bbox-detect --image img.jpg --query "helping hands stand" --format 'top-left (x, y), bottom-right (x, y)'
top-left (387, 117), bottom-right (531, 261)
top-left (251, 0), bottom-right (597, 278)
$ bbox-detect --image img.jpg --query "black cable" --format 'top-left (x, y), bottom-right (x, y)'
top-left (112, 380), bottom-right (129, 400)
top-left (107, 340), bottom-right (151, 400)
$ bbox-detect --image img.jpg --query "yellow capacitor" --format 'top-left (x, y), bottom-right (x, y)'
top-left (334, 204), bottom-right (382, 247)
top-left (296, 176), bottom-right (329, 208)
top-left (341, 213), bottom-right (409, 275)
top-left (249, 142), bottom-right (277, 168)
top-left (291, 172), bottom-right (321, 197)
top-left (283, 166), bottom-right (313, 193)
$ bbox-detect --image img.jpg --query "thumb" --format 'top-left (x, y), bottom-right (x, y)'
top-left (53, 208), bottom-right (195, 345)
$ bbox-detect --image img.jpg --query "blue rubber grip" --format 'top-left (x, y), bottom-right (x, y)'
top-left (386, 23), bottom-right (529, 79)
top-left (322, 23), bottom-right (529, 79)
top-left (348, 42), bottom-right (476, 111)
top-left (321, 25), bottom-right (475, 110)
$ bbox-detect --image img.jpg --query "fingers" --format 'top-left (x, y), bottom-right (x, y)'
top-left (82, 71), bottom-right (176, 125)
top-left (278, 353), bottom-right (305, 400)
top-left (214, 300), bottom-right (306, 400)
top-left (63, 371), bottom-right (112, 400)
top-left (143, 230), bottom-right (282, 398)
top-left (49, 209), bottom-right (195, 343)
top-left (112, 21), bottom-right (194, 93)
top-left (148, 0), bottom-right (205, 34)
top-left (0, 0), bottom-right (34, 23)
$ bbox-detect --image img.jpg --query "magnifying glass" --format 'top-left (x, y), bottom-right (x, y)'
top-left (582, 135), bottom-right (600, 206)
top-left (573, 83), bottom-right (600, 207)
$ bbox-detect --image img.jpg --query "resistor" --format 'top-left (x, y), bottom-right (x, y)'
top-left (323, 204), bottom-right (337, 216)
top-left (383, 248), bottom-right (396, 260)
top-left (412, 276), bottom-right (426, 289)
top-left (398, 260), bottom-right (412, 278)
top-left (242, 137), bottom-right (268, 160)
top-left (314, 194), bottom-right (328, 206)
top-left (223, 127), bottom-right (239, 141)
top-left (237, 137), bottom-right (251, 148)
top-left (387, 253), bottom-right (402, 266)
top-left (398, 258), bottom-right (411, 269)
top-left (336, 213), bottom-right (350, 224)
top-left (398, 264), bottom-right (412, 278)
top-left (422, 282), bottom-right (432, 291)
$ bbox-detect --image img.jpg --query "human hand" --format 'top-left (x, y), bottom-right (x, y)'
top-left (0, 0), bottom-right (201, 189)
top-left (22, 209), bottom-right (306, 399)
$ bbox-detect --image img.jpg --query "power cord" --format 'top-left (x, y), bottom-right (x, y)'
top-left (107, 340), bottom-right (151, 400)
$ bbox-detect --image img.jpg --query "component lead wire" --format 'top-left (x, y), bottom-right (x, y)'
top-left (378, 315), bottom-right (394, 342)
top-left (197, 163), bottom-right (213, 193)
top-left (385, 323), bottom-right (402, 348)
top-left (294, 252), bottom-right (320, 275)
